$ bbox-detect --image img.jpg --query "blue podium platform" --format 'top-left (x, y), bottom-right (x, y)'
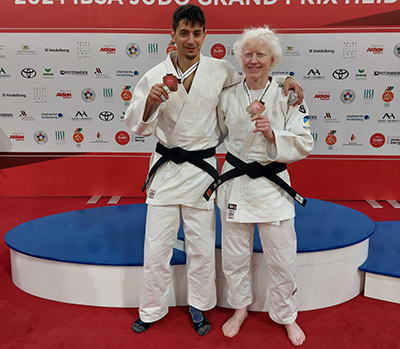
top-left (5, 199), bottom-right (373, 266)
top-left (360, 221), bottom-right (400, 278)
top-left (360, 221), bottom-right (400, 304)
top-left (5, 199), bottom-right (376, 309)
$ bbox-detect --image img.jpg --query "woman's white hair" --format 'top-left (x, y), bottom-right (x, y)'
top-left (233, 25), bottom-right (283, 68)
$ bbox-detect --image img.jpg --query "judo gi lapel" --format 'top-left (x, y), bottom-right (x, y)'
top-left (259, 78), bottom-right (282, 129)
top-left (164, 52), bottom-right (178, 74)
top-left (168, 54), bottom-right (204, 144)
top-left (238, 81), bottom-right (257, 157)
top-left (226, 82), bottom-right (257, 221)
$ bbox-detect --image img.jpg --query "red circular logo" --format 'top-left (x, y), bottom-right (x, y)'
top-left (382, 91), bottom-right (394, 103)
top-left (115, 131), bottom-right (130, 145)
top-left (164, 76), bottom-right (175, 86)
top-left (121, 90), bottom-right (132, 102)
top-left (73, 132), bottom-right (84, 143)
top-left (254, 102), bottom-right (263, 111)
top-left (370, 133), bottom-right (385, 148)
top-left (325, 134), bottom-right (337, 146)
top-left (211, 44), bottom-right (226, 59)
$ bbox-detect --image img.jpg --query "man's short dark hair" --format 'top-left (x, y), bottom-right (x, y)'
top-left (172, 4), bottom-right (206, 32)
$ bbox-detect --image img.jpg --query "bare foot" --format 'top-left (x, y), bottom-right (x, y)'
top-left (285, 322), bottom-right (306, 346)
top-left (222, 308), bottom-right (248, 338)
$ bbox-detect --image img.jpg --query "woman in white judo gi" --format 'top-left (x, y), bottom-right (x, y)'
top-left (214, 27), bottom-right (314, 345)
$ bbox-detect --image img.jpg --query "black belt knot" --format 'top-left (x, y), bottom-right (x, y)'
top-left (155, 142), bottom-right (215, 164)
top-left (243, 161), bottom-right (264, 179)
top-left (165, 146), bottom-right (191, 164)
top-left (141, 142), bottom-right (219, 192)
top-left (203, 152), bottom-right (307, 207)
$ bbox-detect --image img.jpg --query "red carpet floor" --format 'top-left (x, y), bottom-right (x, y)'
top-left (1, 196), bottom-right (399, 349)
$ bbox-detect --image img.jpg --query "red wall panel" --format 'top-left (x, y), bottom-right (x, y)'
top-left (1, 154), bottom-right (399, 199)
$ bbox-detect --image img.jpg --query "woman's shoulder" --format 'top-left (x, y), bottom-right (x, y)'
top-left (222, 80), bottom-right (241, 92)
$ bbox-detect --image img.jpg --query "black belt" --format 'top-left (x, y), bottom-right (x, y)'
top-left (142, 142), bottom-right (219, 192)
top-left (203, 152), bottom-right (307, 206)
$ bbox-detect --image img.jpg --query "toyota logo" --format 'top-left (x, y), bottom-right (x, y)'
top-left (21, 68), bottom-right (37, 79)
top-left (332, 69), bottom-right (349, 80)
top-left (99, 111), bottom-right (114, 121)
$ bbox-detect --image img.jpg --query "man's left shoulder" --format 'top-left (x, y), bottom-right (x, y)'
top-left (203, 55), bottom-right (232, 68)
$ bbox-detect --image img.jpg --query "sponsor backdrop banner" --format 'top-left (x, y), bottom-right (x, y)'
top-left (1, 32), bottom-right (399, 155)
top-left (2, 0), bottom-right (399, 32)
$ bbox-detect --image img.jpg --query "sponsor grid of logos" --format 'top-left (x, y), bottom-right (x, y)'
top-left (0, 33), bottom-right (399, 155)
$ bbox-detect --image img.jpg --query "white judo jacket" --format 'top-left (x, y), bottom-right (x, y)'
top-left (217, 78), bottom-right (314, 223)
top-left (125, 52), bottom-right (239, 209)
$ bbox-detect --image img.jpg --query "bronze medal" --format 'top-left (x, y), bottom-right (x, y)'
top-left (163, 74), bottom-right (178, 92)
top-left (246, 99), bottom-right (265, 116)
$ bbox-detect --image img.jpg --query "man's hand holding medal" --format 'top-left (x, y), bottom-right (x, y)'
top-left (147, 73), bottom-right (179, 105)
top-left (163, 74), bottom-right (179, 92)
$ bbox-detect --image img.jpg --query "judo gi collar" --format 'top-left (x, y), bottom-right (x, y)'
top-left (176, 59), bottom-right (199, 83)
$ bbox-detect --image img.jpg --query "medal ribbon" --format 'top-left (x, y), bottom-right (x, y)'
top-left (176, 60), bottom-right (200, 82)
top-left (243, 78), bottom-right (271, 106)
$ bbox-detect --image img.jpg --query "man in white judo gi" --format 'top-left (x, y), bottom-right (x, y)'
top-left (125, 4), bottom-right (304, 336)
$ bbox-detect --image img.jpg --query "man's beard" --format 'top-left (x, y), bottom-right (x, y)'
top-left (184, 52), bottom-right (198, 60)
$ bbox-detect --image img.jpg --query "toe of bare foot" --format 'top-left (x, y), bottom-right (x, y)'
top-left (222, 309), bottom-right (248, 338)
top-left (222, 318), bottom-right (241, 337)
top-left (285, 322), bottom-right (306, 346)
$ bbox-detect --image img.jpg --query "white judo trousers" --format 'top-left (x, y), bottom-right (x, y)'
top-left (221, 215), bottom-right (298, 325)
top-left (139, 204), bottom-right (217, 323)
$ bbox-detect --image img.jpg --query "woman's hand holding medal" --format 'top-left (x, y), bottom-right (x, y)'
top-left (245, 99), bottom-right (275, 143)
top-left (251, 113), bottom-right (275, 144)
